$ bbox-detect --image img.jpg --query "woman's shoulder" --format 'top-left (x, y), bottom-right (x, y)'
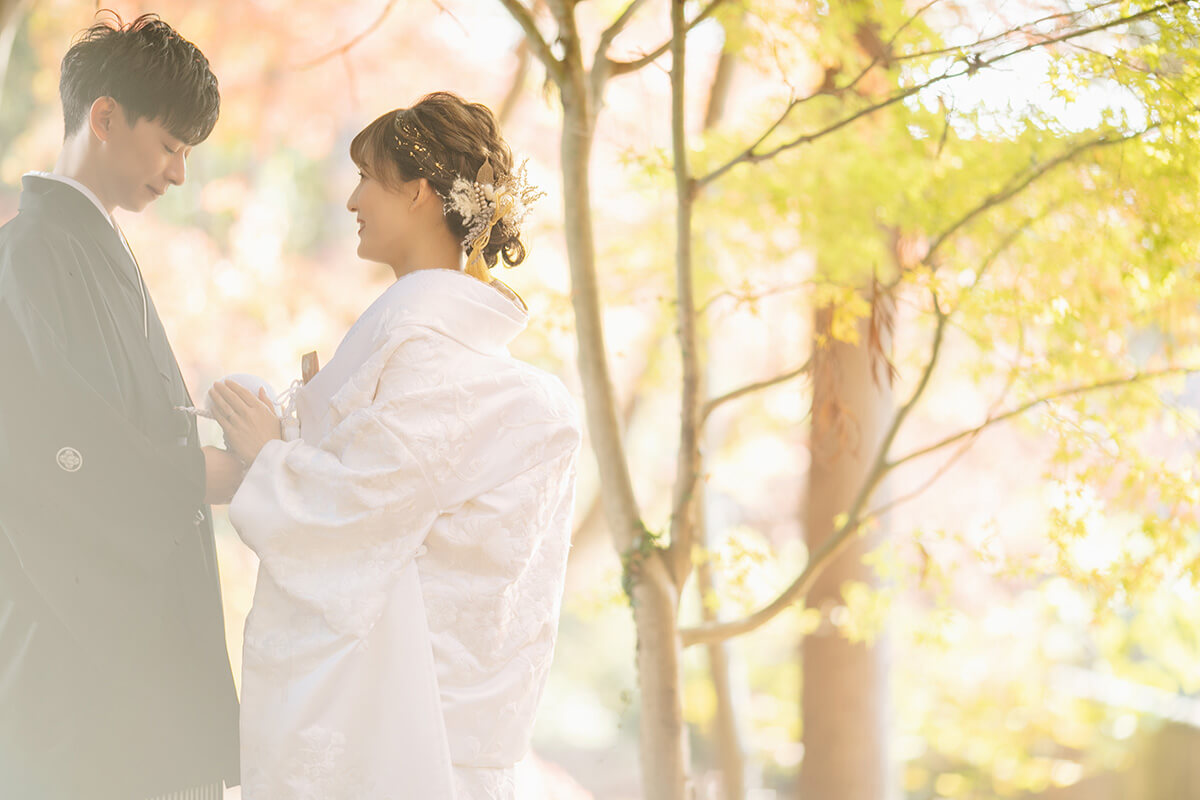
top-left (493, 360), bottom-right (583, 444)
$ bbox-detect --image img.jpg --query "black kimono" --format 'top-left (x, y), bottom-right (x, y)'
top-left (0, 175), bottom-right (239, 799)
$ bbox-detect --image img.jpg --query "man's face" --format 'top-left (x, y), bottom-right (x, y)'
top-left (99, 104), bottom-right (191, 212)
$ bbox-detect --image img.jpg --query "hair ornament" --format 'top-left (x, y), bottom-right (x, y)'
top-left (391, 110), bottom-right (451, 179)
top-left (447, 158), bottom-right (544, 283)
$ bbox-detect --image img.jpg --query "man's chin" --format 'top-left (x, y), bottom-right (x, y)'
top-left (121, 196), bottom-right (154, 214)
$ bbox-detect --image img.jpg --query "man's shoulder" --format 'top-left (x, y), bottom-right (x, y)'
top-left (0, 207), bottom-right (83, 254)
top-left (0, 211), bottom-right (88, 301)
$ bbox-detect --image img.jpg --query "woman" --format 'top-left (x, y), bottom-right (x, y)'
top-left (209, 92), bottom-right (581, 800)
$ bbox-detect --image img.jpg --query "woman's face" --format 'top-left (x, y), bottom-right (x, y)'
top-left (346, 165), bottom-right (418, 268)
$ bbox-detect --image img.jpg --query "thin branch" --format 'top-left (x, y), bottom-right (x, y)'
top-left (697, 81), bottom-right (923, 186)
top-left (697, 0), bottom-right (1188, 187)
top-left (693, 0), bottom-right (950, 185)
top-left (608, 0), bottom-right (731, 76)
top-left (892, 0), bottom-right (1125, 63)
top-left (681, 289), bottom-right (947, 648)
top-left (701, 360), bottom-right (812, 423)
top-left (430, 0), bottom-right (470, 36)
top-left (698, 279), bottom-right (812, 315)
top-left (496, 0), bottom-right (565, 85)
top-left (866, 308), bottom-right (1027, 524)
top-left (889, 366), bottom-right (1200, 470)
top-left (294, 0), bottom-right (399, 70)
top-left (594, 0), bottom-right (651, 67)
top-left (925, 132), bottom-right (1137, 261)
top-left (964, 202), bottom-right (1061, 295)
top-left (700, 0), bottom-right (937, 142)
top-left (862, 430), bottom-right (974, 523)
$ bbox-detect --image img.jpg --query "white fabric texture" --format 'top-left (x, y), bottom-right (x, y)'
top-left (231, 269), bottom-right (581, 800)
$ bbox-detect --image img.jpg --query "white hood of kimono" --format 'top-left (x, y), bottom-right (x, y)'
top-left (298, 269), bottom-right (529, 444)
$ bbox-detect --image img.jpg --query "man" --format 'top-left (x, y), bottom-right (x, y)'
top-left (0, 14), bottom-right (241, 799)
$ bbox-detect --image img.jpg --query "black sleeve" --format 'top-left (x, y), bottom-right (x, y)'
top-left (0, 226), bottom-right (205, 575)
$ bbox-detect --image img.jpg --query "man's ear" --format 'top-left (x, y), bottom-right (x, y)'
top-left (88, 96), bottom-right (118, 143)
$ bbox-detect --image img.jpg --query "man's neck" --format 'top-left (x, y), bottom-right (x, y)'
top-left (54, 137), bottom-right (116, 216)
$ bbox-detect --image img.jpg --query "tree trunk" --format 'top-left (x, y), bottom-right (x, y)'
top-left (632, 552), bottom-right (691, 800)
top-left (0, 0), bottom-right (29, 114)
top-left (557, 49), bottom-right (691, 800)
top-left (799, 293), bottom-right (895, 800)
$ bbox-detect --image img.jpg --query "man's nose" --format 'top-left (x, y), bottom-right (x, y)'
top-left (165, 151), bottom-right (187, 186)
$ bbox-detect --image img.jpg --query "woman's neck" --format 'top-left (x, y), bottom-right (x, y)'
top-left (389, 229), bottom-right (464, 280)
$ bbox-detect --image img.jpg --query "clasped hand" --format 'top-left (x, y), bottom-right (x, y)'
top-left (208, 380), bottom-right (283, 466)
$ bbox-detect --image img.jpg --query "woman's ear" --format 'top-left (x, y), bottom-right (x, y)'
top-left (412, 178), bottom-right (440, 210)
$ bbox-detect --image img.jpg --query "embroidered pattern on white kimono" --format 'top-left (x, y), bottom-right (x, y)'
top-left (230, 269), bottom-right (581, 800)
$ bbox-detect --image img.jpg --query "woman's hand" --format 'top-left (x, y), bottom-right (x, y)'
top-left (208, 380), bottom-right (282, 466)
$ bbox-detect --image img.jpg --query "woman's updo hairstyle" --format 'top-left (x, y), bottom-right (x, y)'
top-left (349, 91), bottom-right (527, 270)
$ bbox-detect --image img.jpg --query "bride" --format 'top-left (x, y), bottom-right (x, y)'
top-left (208, 92), bottom-right (581, 799)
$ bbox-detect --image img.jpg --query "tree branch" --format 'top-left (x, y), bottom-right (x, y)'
top-left (294, 0), bottom-right (400, 70)
top-left (698, 279), bottom-right (812, 315)
top-left (892, 0), bottom-right (1125, 63)
top-left (925, 132), bottom-right (1138, 261)
top-left (697, 0), bottom-right (936, 156)
top-left (608, 0), bottom-right (731, 76)
top-left (496, 0), bottom-right (565, 85)
top-left (681, 289), bottom-right (946, 648)
top-left (701, 360), bottom-right (812, 423)
top-left (890, 366), bottom-right (1200, 470)
top-left (696, 0), bottom-right (1188, 188)
top-left (594, 0), bottom-right (651, 68)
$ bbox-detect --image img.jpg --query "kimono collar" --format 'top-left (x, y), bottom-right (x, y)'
top-left (23, 171), bottom-right (118, 230)
top-left (19, 173), bottom-right (116, 236)
top-left (379, 268), bottom-right (529, 356)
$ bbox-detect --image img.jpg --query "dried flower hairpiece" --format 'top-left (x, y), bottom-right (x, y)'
top-left (446, 158), bottom-right (544, 283)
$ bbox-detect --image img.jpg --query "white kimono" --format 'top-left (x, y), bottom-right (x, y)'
top-left (229, 269), bottom-right (581, 800)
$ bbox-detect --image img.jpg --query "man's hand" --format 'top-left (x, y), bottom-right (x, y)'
top-left (203, 445), bottom-right (245, 505)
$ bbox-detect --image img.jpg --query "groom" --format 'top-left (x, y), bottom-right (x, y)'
top-left (0, 14), bottom-right (240, 800)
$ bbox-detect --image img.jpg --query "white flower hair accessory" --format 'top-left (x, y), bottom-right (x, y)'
top-left (446, 157), bottom-right (544, 283)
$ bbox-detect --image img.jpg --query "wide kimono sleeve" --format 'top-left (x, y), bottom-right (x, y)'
top-left (228, 331), bottom-right (445, 639)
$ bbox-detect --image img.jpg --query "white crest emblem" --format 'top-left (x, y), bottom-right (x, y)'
top-left (56, 446), bottom-right (83, 473)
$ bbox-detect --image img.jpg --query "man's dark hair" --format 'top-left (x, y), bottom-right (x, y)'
top-left (59, 12), bottom-right (220, 145)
